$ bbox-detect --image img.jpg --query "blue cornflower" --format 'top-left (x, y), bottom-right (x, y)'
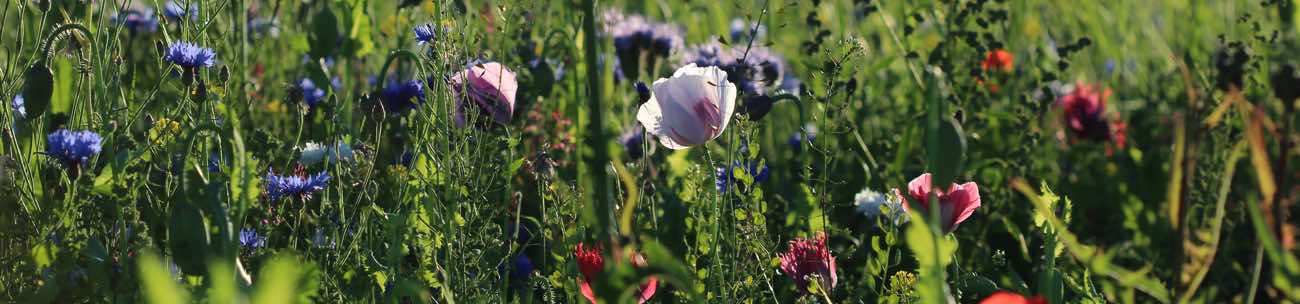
top-left (247, 17), bottom-right (279, 39)
top-left (413, 24), bottom-right (437, 45)
top-left (163, 1), bottom-right (198, 22)
top-left (164, 41), bottom-right (216, 69)
top-left (112, 8), bottom-right (159, 34)
top-left (264, 169), bottom-right (330, 202)
top-left (12, 94), bottom-right (25, 119)
top-left (379, 79), bottom-right (426, 112)
top-left (296, 78), bottom-right (327, 109)
top-left (714, 160), bottom-right (770, 193)
top-left (46, 129), bottom-right (103, 168)
top-left (239, 228), bottom-right (265, 249)
top-left (510, 254), bottom-right (534, 280)
top-left (787, 124), bottom-right (818, 151)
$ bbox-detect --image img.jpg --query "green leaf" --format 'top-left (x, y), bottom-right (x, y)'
top-left (930, 117), bottom-right (966, 186)
top-left (346, 0), bottom-right (375, 58)
top-left (253, 254), bottom-right (320, 304)
top-left (31, 243), bottom-right (58, 269)
top-left (905, 212), bottom-right (955, 303)
top-left (51, 59), bottom-right (74, 114)
top-left (92, 165), bottom-right (114, 195)
top-left (638, 239), bottom-right (700, 300)
top-left (168, 202), bottom-right (210, 276)
top-left (310, 7), bottom-right (340, 59)
top-left (138, 251), bottom-right (189, 304)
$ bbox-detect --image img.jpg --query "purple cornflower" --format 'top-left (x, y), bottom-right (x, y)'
top-left (164, 41), bottom-right (216, 69)
top-left (112, 8), bottom-right (159, 34)
top-left (729, 18), bottom-right (766, 43)
top-left (414, 24), bottom-right (437, 45)
top-left (264, 169), bottom-right (330, 202)
top-left (683, 42), bottom-right (786, 96)
top-left (379, 79), bottom-right (426, 112)
top-left (12, 94), bottom-right (25, 119)
top-left (787, 124), bottom-right (817, 151)
top-left (619, 125), bottom-right (646, 160)
top-left (295, 78), bottom-right (327, 110)
top-left (603, 10), bottom-right (683, 80)
top-left (163, 1), bottom-right (198, 22)
top-left (715, 160), bottom-right (770, 193)
top-left (239, 228), bottom-right (265, 249)
top-left (46, 129), bottom-right (103, 168)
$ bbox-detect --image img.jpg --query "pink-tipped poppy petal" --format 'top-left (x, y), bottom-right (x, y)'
top-left (906, 173), bottom-right (934, 210)
top-left (945, 182), bottom-right (982, 230)
top-left (637, 277), bottom-right (659, 304)
top-left (579, 279), bottom-right (597, 304)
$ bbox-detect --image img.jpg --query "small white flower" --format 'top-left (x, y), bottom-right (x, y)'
top-left (854, 188), bottom-right (909, 225)
top-left (298, 142), bottom-right (354, 165)
top-left (853, 188), bottom-right (889, 217)
top-left (636, 63), bottom-right (738, 149)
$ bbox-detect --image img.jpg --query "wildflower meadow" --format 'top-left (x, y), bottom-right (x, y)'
top-left (3, 0), bottom-right (1300, 303)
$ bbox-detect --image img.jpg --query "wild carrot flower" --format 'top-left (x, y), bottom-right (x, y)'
top-left (112, 8), bottom-right (159, 34)
top-left (892, 173), bottom-right (981, 233)
top-left (451, 62), bottom-right (518, 127)
top-left (855, 188), bottom-right (909, 226)
top-left (778, 233), bottom-right (838, 293)
top-left (264, 169), bottom-right (330, 202)
top-left (297, 142), bottom-right (354, 166)
top-left (379, 79), bottom-right (425, 113)
top-left (603, 10), bottom-right (683, 80)
top-left (574, 243), bottom-right (658, 304)
top-left (715, 160), bottom-right (770, 193)
top-left (979, 291), bottom-right (1046, 304)
top-left (294, 78), bottom-right (327, 110)
top-left (636, 64), bottom-right (737, 149)
top-left (413, 24), bottom-right (437, 45)
top-left (239, 228), bottom-right (265, 249)
top-left (164, 41), bottom-right (216, 69)
top-left (981, 49), bottom-right (1014, 72)
top-left (1058, 82), bottom-right (1126, 149)
top-left (46, 129), bottom-right (103, 169)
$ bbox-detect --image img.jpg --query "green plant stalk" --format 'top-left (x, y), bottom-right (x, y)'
top-left (1178, 140), bottom-right (1245, 303)
top-left (580, 0), bottom-right (613, 240)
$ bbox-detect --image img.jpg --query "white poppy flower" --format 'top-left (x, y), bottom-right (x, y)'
top-left (636, 64), bottom-right (738, 149)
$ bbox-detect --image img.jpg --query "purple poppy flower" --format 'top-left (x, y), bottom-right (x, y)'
top-left (451, 62), bottom-right (517, 127)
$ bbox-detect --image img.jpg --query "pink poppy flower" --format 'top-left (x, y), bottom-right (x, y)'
top-left (452, 62), bottom-right (518, 127)
top-left (636, 63), bottom-right (738, 149)
top-left (574, 243), bottom-right (658, 304)
top-left (777, 232), bottom-right (838, 293)
top-left (892, 173), bottom-right (981, 233)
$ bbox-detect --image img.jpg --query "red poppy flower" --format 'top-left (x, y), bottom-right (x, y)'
top-left (574, 243), bottom-right (658, 304)
top-left (981, 49), bottom-right (1014, 72)
top-left (980, 291), bottom-right (1047, 304)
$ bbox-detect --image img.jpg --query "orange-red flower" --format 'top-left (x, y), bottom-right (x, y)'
top-left (979, 291), bottom-right (1046, 304)
top-left (981, 49), bottom-right (1014, 72)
